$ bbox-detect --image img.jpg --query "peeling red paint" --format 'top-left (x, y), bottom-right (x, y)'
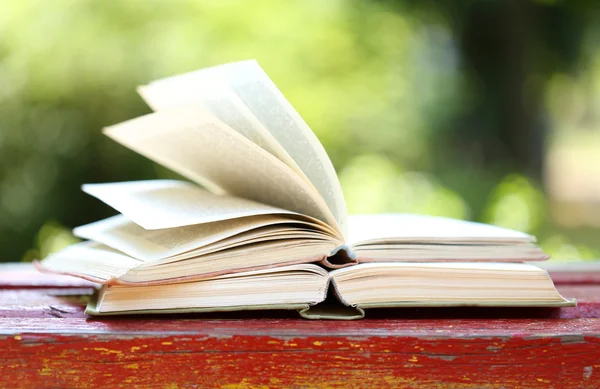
top-left (0, 264), bottom-right (599, 388)
top-left (2, 329), bottom-right (600, 388)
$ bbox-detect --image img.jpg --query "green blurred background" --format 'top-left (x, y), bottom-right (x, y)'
top-left (1, 0), bottom-right (600, 262)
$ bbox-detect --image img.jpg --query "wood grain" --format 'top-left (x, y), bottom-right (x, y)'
top-left (2, 320), bottom-right (600, 389)
top-left (0, 263), bottom-right (599, 388)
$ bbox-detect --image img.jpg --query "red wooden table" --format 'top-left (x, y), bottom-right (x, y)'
top-left (1, 263), bottom-right (599, 389)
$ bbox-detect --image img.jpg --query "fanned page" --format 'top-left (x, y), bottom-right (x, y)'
top-left (41, 178), bottom-right (345, 285)
top-left (75, 180), bottom-right (342, 262)
top-left (82, 180), bottom-right (296, 230)
top-left (137, 78), bottom-right (306, 183)
top-left (39, 241), bottom-right (142, 283)
top-left (138, 60), bottom-right (348, 237)
top-left (74, 213), bottom-right (341, 262)
top-left (103, 106), bottom-right (340, 233)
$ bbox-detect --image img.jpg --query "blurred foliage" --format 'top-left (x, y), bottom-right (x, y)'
top-left (339, 155), bottom-right (469, 219)
top-left (1, 0), bottom-right (600, 262)
top-left (483, 175), bottom-right (546, 234)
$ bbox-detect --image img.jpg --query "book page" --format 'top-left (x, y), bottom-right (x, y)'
top-left (121, 238), bottom-right (337, 283)
top-left (347, 214), bottom-right (535, 246)
top-left (138, 78), bottom-right (307, 182)
top-left (331, 261), bottom-right (549, 276)
top-left (74, 213), bottom-right (339, 262)
top-left (330, 262), bottom-right (572, 308)
top-left (82, 180), bottom-right (295, 230)
top-left (103, 107), bottom-right (339, 231)
top-left (40, 241), bottom-right (142, 283)
top-left (162, 226), bottom-right (338, 263)
top-left (352, 248), bottom-right (547, 262)
top-left (139, 60), bottom-right (348, 237)
top-left (96, 264), bottom-right (329, 313)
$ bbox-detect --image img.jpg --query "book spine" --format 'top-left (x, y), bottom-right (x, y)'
top-left (319, 245), bottom-right (358, 268)
top-left (297, 276), bottom-right (365, 320)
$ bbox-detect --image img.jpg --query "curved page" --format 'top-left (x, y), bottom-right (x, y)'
top-left (39, 241), bottom-right (142, 283)
top-left (138, 78), bottom-right (307, 184)
top-left (139, 60), bottom-right (348, 236)
top-left (103, 107), bottom-right (339, 231)
top-left (74, 213), bottom-right (339, 262)
top-left (121, 239), bottom-right (337, 284)
top-left (82, 180), bottom-right (294, 230)
top-left (93, 264), bottom-right (329, 314)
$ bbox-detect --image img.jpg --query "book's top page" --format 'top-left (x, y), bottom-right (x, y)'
top-left (347, 214), bottom-right (534, 245)
top-left (103, 107), bottom-right (338, 230)
top-left (330, 261), bottom-right (546, 276)
top-left (82, 180), bottom-right (294, 230)
top-left (138, 60), bottom-right (348, 237)
top-left (139, 76), bottom-right (306, 181)
top-left (74, 213), bottom-right (333, 262)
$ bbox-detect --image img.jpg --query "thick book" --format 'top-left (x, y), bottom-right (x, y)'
top-left (38, 60), bottom-right (574, 318)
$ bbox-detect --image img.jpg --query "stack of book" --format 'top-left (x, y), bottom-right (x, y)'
top-left (39, 60), bottom-right (573, 319)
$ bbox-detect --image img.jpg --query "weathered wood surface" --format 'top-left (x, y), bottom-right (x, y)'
top-left (0, 263), bottom-right (599, 389)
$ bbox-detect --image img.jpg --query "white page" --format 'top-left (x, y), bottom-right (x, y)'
top-left (140, 60), bottom-right (348, 237)
top-left (347, 214), bottom-right (535, 246)
top-left (99, 264), bottom-right (329, 312)
top-left (40, 241), bottom-right (142, 282)
top-left (103, 107), bottom-right (339, 231)
top-left (138, 78), bottom-right (307, 182)
top-left (331, 261), bottom-right (546, 277)
top-left (120, 238), bottom-right (337, 283)
top-left (161, 228), bottom-right (337, 263)
top-left (74, 213), bottom-right (338, 262)
top-left (82, 180), bottom-right (294, 230)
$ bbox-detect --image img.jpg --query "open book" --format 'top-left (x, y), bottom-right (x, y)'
top-left (39, 60), bottom-right (574, 318)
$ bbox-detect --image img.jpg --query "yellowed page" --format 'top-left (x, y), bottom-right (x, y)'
top-left (352, 242), bottom-right (546, 262)
top-left (138, 78), bottom-right (307, 182)
top-left (40, 241), bottom-right (142, 282)
top-left (121, 239), bottom-right (337, 283)
top-left (139, 60), bottom-right (348, 236)
top-left (74, 214), bottom-right (339, 262)
top-left (330, 262), bottom-right (572, 307)
top-left (103, 107), bottom-right (339, 231)
top-left (82, 180), bottom-right (293, 230)
top-left (98, 264), bottom-right (329, 313)
top-left (348, 214), bottom-right (535, 246)
top-left (160, 226), bottom-right (338, 263)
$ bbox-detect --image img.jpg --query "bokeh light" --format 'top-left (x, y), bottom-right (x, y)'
top-left (1, 0), bottom-right (599, 262)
